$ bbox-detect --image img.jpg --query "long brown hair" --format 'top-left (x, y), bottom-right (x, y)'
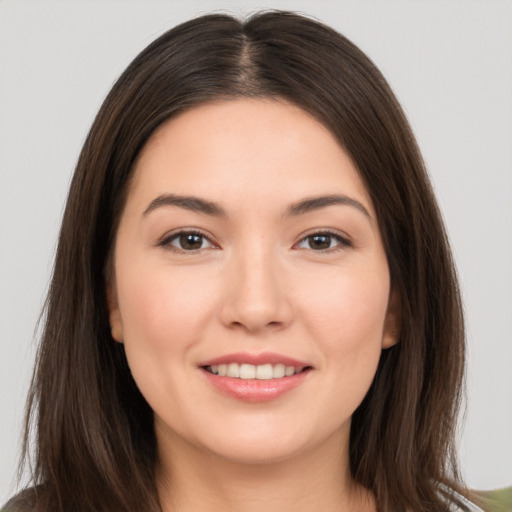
top-left (14, 11), bottom-right (468, 512)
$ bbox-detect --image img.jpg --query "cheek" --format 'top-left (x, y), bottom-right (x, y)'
top-left (116, 263), bottom-right (219, 360)
top-left (307, 263), bottom-right (388, 325)
top-left (300, 263), bottom-right (390, 369)
top-left (115, 263), bottom-right (221, 414)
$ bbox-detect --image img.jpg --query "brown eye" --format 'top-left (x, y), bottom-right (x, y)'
top-left (296, 232), bottom-right (351, 251)
top-left (179, 233), bottom-right (204, 250)
top-left (308, 234), bottom-right (332, 250)
top-left (163, 231), bottom-right (214, 252)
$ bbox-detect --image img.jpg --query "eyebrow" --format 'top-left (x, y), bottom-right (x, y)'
top-left (284, 194), bottom-right (371, 219)
top-left (143, 194), bottom-right (226, 217)
top-left (142, 193), bottom-right (371, 220)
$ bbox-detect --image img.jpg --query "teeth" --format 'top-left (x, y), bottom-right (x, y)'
top-left (240, 364), bottom-right (256, 379)
top-left (256, 363), bottom-right (273, 380)
top-left (207, 363), bottom-right (304, 379)
top-left (227, 363), bottom-right (239, 378)
top-left (273, 363), bottom-right (285, 378)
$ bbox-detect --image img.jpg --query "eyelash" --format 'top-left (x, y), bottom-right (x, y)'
top-left (158, 229), bottom-right (352, 254)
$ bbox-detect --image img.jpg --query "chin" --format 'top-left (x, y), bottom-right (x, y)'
top-left (203, 438), bottom-right (309, 466)
top-left (192, 417), bottom-right (348, 467)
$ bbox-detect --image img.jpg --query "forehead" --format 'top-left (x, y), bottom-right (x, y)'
top-left (128, 98), bottom-right (373, 215)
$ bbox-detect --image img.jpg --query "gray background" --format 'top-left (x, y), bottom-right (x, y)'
top-left (1, 0), bottom-right (511, 501)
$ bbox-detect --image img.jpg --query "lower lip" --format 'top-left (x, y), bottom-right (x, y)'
top-left (200, 368), bottom-right (311, 402)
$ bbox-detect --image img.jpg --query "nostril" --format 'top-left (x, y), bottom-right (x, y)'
top-left (228, 319), bottom-right (284, 332)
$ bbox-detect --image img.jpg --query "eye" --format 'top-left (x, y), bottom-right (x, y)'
top-left (295, 231), bottom-right (351, 252)
top-left (161, 231), bottom-right (215, 252)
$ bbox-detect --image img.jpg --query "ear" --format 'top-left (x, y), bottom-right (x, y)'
top-left (107, 284), bottom-right (124, 343)
top-left (382, 288), bottom-right (401, 349)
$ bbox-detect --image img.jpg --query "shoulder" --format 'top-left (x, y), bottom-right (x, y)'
top-left (2, 487), bottom-right (37, 512)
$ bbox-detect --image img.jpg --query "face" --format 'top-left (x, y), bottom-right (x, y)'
top-left (109, 99), bottom-right (398, 466)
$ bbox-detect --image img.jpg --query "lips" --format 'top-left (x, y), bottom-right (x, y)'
top-left (198, 352), bottom-right (313, 402)
top-left (199, 352), bottom-right (310, 367)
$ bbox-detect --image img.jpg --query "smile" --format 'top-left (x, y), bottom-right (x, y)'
top-left (205, 363), bottom-right (306, 380)
top-left (199, 353), bottom-right (313, 402)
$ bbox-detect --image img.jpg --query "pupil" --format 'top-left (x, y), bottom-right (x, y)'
top-left (310, 234), bottom-right (330, 250)
top-left (180, 233), bottom-right (202, 250)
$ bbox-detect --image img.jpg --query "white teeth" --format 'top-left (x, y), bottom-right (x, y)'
top-left (239, 363), bottom-right (256, 379)
top-left (226, 363), bottom-right (239, 378)
top-left (256, 363), bottom-right (273, 380)
top-left (207, 363), bottom-right (305, 379)
top-left (273, 363), bottom-right (285, 378)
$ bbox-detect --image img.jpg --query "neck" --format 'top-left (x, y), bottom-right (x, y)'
top-left (156, 430), bottom-right (375, 512)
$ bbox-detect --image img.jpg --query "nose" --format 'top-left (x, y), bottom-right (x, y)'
top-left (219, 247), bottom-right (293, 334)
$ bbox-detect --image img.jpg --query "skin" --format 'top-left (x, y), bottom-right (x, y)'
top-left (108, 98), bottom-right (398, 512)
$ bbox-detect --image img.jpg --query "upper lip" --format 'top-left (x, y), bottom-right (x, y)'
top-left (198, 352), bottom-right (311, 368)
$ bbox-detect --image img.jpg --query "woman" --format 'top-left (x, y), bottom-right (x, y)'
top-left (4, 11), bottom-right (483, 512)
